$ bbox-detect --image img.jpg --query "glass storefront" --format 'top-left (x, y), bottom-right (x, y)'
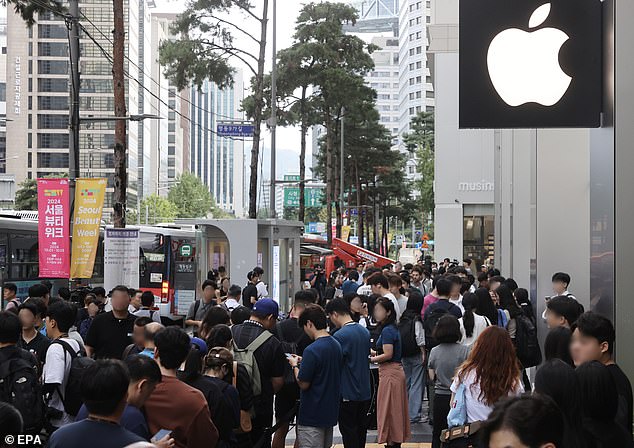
top-left (463, 215), bottom-right (495, 271)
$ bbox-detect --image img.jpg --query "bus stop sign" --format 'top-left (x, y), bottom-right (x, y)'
top-left (180, 244), bottom-right (192, 257)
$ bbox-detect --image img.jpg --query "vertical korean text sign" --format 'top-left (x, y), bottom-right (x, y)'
top-left (37, 178), bottom-right (70, 278)
top-left (70, 178), bottom-right (107, 278)
top-left (104, 228), bottom-right (140, 293)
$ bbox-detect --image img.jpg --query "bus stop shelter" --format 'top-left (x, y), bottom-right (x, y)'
top-left (176, 219), bottom-right (303, 312)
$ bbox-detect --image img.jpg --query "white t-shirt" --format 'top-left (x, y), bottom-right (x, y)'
top-left (396, 295), bottom-right (408, 319)
top-left (384, 292), bottom-right (401, 322)
top-left (451, 369), bottom-right (523, 423)
top-left (43, 337), bottom-right (81, 428)
top-left (459, 314), bottom-right (491, 347)
top-left (357, 285), bottom-right (372, 296)
top-left (133, 308), bottom-right (162, 323)
top-left (255, 281), bottom-right (268, 299)
top-left (449, 295), bottom-right (465, 314)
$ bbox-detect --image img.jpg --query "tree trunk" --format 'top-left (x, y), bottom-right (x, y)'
top-left (325, 112), bottom-right (333, 246)
top-left (112, 0), bottom-right (126, 228)
top-left (248, 0), bottom-right (269, 219)
top-left (335, 117), bottom-right (342, 238)
top-left (356, 163), bottom-right (363, 248)
top-left (298, 86), bottom-right (307, 223)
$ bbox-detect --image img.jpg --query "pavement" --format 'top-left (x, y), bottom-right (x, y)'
top-left (285, 402), bottom-right (434, 446)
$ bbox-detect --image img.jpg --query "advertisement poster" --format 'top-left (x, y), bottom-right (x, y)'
top-left (70, 178), bottom-right (106, 278)
top-left (104, 227), bottom-right (139, 292)
top-left (37, 178), bottom-right (70, 278)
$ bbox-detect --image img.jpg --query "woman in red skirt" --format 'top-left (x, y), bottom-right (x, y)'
top-left (370, 297), bottom-right (411, 447)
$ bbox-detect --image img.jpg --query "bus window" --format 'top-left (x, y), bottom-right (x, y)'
top-left (139, 233), bottom-right (166, 288)
top-left (9, 233), bottom-right (39, 280)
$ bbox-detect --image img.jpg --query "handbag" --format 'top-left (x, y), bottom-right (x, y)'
top-left (441, 382), bottom-right (482, 447)
top-left (232, 362), bottom-right (252, 433)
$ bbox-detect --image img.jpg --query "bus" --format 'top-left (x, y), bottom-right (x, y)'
top-left (0, 214), bottom-right (198, 316)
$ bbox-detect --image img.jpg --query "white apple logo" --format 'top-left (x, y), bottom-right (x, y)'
top-left (487, 3), bottom-right (572, 107)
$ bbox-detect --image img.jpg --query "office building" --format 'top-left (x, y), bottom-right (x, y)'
top-left (398, 0), bottom-right (433, 178)
top-left (5, 0), bottom-right (159, 213)
top-left (0, 19), bottom-right (7, 175)
top-left (189, 72), bottom-right (245, 216)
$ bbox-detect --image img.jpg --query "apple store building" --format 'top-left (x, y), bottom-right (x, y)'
top-left (429, 0), bottom-right (634, 384)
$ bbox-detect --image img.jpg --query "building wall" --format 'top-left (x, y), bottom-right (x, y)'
top-left (5, 0), bottom-right (150, 214)
top-left (189, 72), bottom-right (245, 216)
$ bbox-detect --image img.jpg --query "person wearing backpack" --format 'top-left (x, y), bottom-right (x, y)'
top-left (0, 311), bottom-right (45, 435)
top-left (231, 298), bottom-right (285, 446)
top-left (133, 291), bottom-right (162, 324)
top-left (422, 277), bottom-right (461, 425)
top-left (398, 291), bottom-right (426, 424)
top-left (271, 293), bottom-right (312, 448)
top-left (42, 301), bottom-right (84, 430)
top-left (3, 283), bottom-right (20, 314)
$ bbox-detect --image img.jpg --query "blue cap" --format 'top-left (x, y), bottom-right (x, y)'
top-left (191, 337), bottom-right (208, 355)
top-left (252, 298), bottom-right (279, 317)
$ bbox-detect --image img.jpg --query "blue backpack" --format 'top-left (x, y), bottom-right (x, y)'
top-left (497, 309), bottom-right (509, 328)
top-left (447, 382), bottom-right (468, 428)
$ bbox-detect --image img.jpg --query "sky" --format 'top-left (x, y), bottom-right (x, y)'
top-left (153, 0), bottom-right (315, 180)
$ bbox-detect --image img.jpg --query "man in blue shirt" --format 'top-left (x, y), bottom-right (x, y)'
top-left (289, 304), bottom-right (343, 448)
top-left (326, 298), bottom-right (372, 448)
top-left (342, 271), bottom-right (360, 295)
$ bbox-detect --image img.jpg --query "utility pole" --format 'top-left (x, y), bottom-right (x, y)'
top-left (68, 0), bottom-right (80, 206)
top-left (340, 107), bottom-right (344, 225)
top-left (269, 0), bottom-right (277, 218)
top-left (112, 0), bottom-right (127, 228)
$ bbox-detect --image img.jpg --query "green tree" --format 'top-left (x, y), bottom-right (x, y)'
top-left (14, 178), bottom-right (37, 210)
top-left (159, 0), bottom-right (270, 219)
top-left (4, 0), bottom-right (65, 26)
top-left (291, 2), bottom-right (376, 243)
top-left (167, 173), bottom-right (213, 218)
top-left (404, 112), bottom-right (435, 217)
top-left (138, 194), bottom-right (178, 225)
top-left (14, 173), bottom-right (69, 211)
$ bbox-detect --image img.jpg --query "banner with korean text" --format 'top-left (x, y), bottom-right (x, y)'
top-left (37, 178), bottom-right (70, 278)
top-left (70, 178), bottom-right (106, 278)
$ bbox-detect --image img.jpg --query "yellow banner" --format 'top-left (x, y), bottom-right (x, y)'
top-left (341, 225), bottom-right (351, 242)
top-left (70, 178), bottom-right (106, 278)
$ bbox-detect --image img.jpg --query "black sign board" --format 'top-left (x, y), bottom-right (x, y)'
top-left (459, 0), bottom-right (602, 128)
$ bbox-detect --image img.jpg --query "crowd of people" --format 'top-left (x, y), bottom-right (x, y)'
top-left (0, 259), bottom-right (632, 448)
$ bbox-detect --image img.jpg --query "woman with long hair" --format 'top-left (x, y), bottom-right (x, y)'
top-left (451, 326), bottom-right (523, 442)
top-left (544, 326), bottom-right (574, 366)
top-left (459, 292), bottom-right (491, 347)
top-left (365, 293), bottom-right (382, 430)
top-left (496, 285), bottom-right (523, 338)
top-left (474, 287), bottom-right (498, 326)
top-left (400, 290), bottom-right (426, 424)
top-left (370, 297), bottom-right (411, 447)
top-left (576, 361), bottom-right (634, 448)
top-left (534, 359), bottom-right (589, 448)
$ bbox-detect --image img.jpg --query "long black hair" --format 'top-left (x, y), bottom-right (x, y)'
top-left (402, 288), bottom-right (423, 321)
top-left (497, 285), bottom-right (523, 318)
top-left (544, 326), bottom-right (573, 366)
top-left (462, 292), bottom-right (478, 338)
top-left (535, 359), bottom-right (589, 448)
top-left (475, 287), bottom-right (497, 325)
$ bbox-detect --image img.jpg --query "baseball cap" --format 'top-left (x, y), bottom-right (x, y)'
top-left (252, 298), bottom-right (279, 318)
top-left (190, 337), bottom-right (208, 355)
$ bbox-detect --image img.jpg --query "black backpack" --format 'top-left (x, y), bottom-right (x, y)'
top-left (423, 301), bottom-right (458, 350)
top-left (52, 339), bottom-right (95, 416)
top-left (514, 314), bottom-right (542, 368)
top-left (398, 314), bottom-right (420, 358)
top-left (0, 349), bottom-right (45, 433)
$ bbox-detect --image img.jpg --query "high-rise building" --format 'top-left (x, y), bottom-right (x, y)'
top-left (189, 72), bottom-right (245, 216)
top-left (5, 0), bottom-right (157, 214)
top-left (398, 0), bottom-right (434, 178)
top-left (365, 36), bottom-right (400, 147)
top-left (0, 18), bottom-right (7, 175)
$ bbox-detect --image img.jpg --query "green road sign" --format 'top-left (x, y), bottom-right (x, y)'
top-left (284, 187), bottom-right (324, 207)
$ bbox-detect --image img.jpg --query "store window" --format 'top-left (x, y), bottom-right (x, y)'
top-left (463, 215), bottom-right (495, 269)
